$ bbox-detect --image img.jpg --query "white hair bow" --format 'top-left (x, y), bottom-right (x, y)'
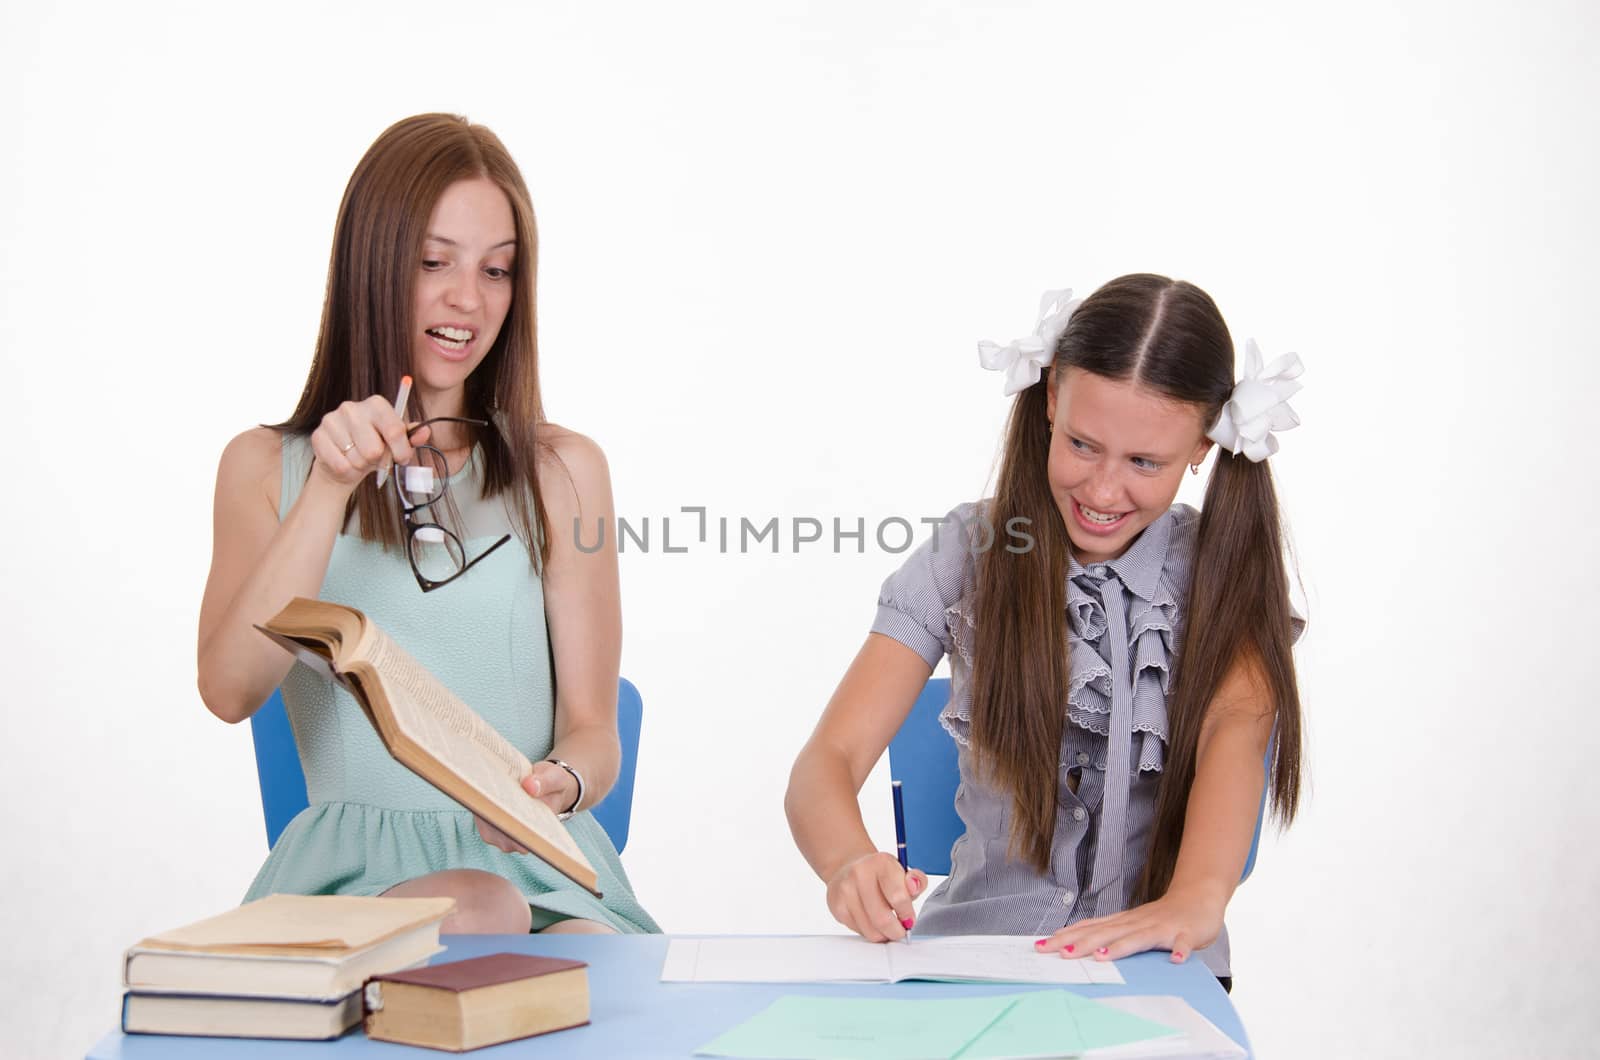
top-left (978, 288), bottom-right (1083, 396)
top-left (1207, 339), bottom-right (1304, 462)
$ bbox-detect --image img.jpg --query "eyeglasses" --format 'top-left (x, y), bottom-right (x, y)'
top-left (391, 417), bottom-right (512, 592)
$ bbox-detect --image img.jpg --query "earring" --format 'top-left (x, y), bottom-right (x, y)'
top-left (1189, 462), bottom-right (1201, 476)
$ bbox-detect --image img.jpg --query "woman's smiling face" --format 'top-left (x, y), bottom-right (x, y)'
top-left (410, 176), bottom-right (517, 410)
top-left (1045, 366), bottom-right (1213, 565)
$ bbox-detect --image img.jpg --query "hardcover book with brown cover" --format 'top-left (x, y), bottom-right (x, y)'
top-left (364, 953), bottom-right (590, 1052)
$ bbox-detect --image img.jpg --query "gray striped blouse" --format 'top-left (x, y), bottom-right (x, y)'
top-left (870, 501), bottom-right (1234, 977)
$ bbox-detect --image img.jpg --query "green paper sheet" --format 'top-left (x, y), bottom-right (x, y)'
top-left (694, 994), bottom-right (1021, 1060)
top-left (955, 990), bottom-right (1182, 1058)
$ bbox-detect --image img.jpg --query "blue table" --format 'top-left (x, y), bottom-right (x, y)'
top-left (89, 935), bottom-right (1251, 1058)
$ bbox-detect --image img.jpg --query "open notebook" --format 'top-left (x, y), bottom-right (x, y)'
top-left (661, 935), bottom-right (1124, 985)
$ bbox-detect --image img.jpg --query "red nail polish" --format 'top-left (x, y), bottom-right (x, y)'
top-left (1096, 947), bottom-right (1108, 955)
top-left (1172, 951), bottom-right (1185, 961)
top-left (1034, 938), bottom-right (1048, 947)
top-left (1064, 944), bottom-right (1075, 954)
top-left (901, 918), bottom-right (915, 930)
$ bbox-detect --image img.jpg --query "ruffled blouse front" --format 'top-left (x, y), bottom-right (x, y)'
top-left (926, 503), bottom-right (1192, 771)
top-left (1056, 508), bottom-right (1191, 920)
top-left (1063, 515), bottom-right (1184, 775)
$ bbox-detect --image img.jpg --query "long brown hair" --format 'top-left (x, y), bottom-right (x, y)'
top-left (969, 274), bottom-right (1303, 900)
top-left (277, 113), bottom-right (552, 568)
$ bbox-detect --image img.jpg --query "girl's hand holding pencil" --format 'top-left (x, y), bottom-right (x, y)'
top-left (825, 851), bottom-right (928, 944)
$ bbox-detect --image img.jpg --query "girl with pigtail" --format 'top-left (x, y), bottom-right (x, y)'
top-left (786, 274), bottom-right (1305, 985)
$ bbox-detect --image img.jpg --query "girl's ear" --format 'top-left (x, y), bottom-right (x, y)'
top-left (1189, 438), bottom-right (1215, 468)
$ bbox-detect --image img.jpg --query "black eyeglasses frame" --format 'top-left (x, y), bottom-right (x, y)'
top-left (390, 417), bottom-right (512, 593)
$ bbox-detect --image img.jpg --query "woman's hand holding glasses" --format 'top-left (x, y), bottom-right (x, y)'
top-left (306, 396), bottom-right (509, 596)
top-left (310, 396), bottom-right (432, 492)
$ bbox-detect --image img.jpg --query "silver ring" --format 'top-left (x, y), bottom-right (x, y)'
top-left (340, 441), bottom-right (357, 454)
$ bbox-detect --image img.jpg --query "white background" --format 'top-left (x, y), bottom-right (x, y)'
top-left (4, 1), bottom-right (1597, 1056)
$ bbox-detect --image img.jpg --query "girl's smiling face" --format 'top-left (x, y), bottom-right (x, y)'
top-left (1046, 366), bottom-right (1214, 565)
top-left (411, 176), bottom-right (517, 412)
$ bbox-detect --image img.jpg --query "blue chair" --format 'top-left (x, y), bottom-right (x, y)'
top-left (593, 679), bottom-right (643, 854)
top-left (887, 677), bottom-right (1270, 880)
top-left (886, 680), bottom-right (964, 876)
top-left (249, 688), bottom-right (310, 849)
top-left (250, 678), bottom-right (645, 854)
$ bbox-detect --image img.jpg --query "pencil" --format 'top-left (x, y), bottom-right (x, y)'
top-left (375, 375), bottom-right (412, 488)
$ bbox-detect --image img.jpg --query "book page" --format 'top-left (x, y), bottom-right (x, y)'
top-left (364, 628), bottom-right (532, 783)
top-left (357, 628), bottom-right (592, 878)
top-left (888, 935), bottom-right (1125, 985)
top-left (660, 936), bottom-right (1125, 985)
top-left (140, 895), bottom-right (455, 953)
top-left (259, 598), bottom-right (367, 667)
top-left (661, 936), bottom-right (894, 983)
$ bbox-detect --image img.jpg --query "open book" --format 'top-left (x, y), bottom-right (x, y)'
top-left (257, 598), bottom-right (599, 896)
top-left (661, 935), bottom-right (1125, 985)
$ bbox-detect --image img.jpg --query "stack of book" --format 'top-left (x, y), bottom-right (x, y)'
top-left (121, 894), bottom-right (454, 1040)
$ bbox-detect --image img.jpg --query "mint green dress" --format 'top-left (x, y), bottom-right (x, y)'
top-left (243, 434), bottom-right (660, 934)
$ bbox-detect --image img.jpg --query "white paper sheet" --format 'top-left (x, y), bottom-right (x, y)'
top-left (1088, 996), bottom-right (1247, 1059)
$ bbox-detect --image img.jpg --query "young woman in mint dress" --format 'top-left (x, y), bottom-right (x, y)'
top-left (198, 114), bottom-right (657, 935)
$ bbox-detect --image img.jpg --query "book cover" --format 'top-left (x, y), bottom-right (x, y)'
top-left (372, 952), bottom-right (587, 991)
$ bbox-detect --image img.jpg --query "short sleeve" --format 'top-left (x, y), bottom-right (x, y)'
top-left (870, 503), bottom-right (983, 668)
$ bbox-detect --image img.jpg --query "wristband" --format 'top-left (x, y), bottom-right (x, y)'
top-left (544, 758), bottom-right (584, 821)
